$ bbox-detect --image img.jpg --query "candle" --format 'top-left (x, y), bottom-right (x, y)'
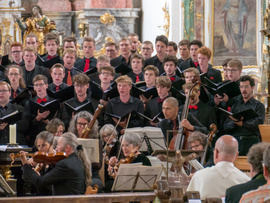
top-left (9, 124), bottom-right (16, 144)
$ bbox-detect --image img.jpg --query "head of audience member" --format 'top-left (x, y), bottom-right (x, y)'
top-left (23, 46), bottom-right (37, 69)
top-left (46, 118), bottom-right (65, 137)
top-left (98, 66), bottom-right (115, 85)
top-left (166, 41), bottom-right (178, 57)
top-left (188, 131), bottom-right (207, 150)
top-left (263, 145), bottom-right (270, 181)
top-left (63, 48), bottom-right (77, 70)
top-left (33, 74), bottom-right (48, 99)
top-left (73, 73), bottom-right (90, 99)
top-left (44, 33), bottom-right (59, 56)
top-left (178, 39), bottom-right (190, 60)
top-left (143, 65), bottom-right (159, 88)
top-left (156, 76), bottom-right (171, 99)
top-left (247, 142), bottom-right (269, 178)
top-left (119, 37), bottom-right (132, 57)
top-left (83, 36), bottom-right (95, 59)
top-left (183, 68), bottom-right (200, 83)
top-left (26, 33), bottom-right (39, 49)
top-left (189, 40), bottom-right (203, 62)
top-left (100, 124), bottom-right (118, 145)
top-left (50, 63), bottom-right (65, 86)
top-left (239, 75), bottom-right (255, 102)
top-left (11, 42), bottom-right (23, 64)
top-left (96, 55), bottom-right (111, 71)
top-left (63, 36), bottom-right (77, 50)
top-left (115, 75), bottom-right (132, 98)
top-left (105, 41), bottom-right (119, 60)
top-left (68, 111), bottom-right (98, 138)
top-left (213, 135), bottom-right (238, 164)
top-left (141, 41), bottom-right (154, 60)
top-left (130, 53), bottom-right (144, 75)
top-left (6, 65), bottom-right (26, 89)
top-left (227, 59), bottom-right (242, 82)
top-left (197, 46), bottom-right (211, 70)
top-left (155, 35), bottom-right (168, 58)
top-left (162, 97), bottom-right (179, 121)
top-left (35, 131), bottom-right (55, 152)
top-left (182, 82), bottom-right (200, 106)
top-left (163, 55), bottom-right (178, 77)
top-left (222, 58), bottom-right (233, 81)
top-left (122, 132), bottom-right (142, 157)
top-left (128, 33), bottom-right (140, 54)
top-left (0, 81), bottom-right (11, 107)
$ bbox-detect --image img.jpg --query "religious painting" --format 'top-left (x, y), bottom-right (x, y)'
top-left (183, 0), bottom-right (204, 42)
top-left (212, 0), bottom-right (257, 66)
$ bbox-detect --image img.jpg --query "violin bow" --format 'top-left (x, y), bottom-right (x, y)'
top-left (102, 118), bottom-right (121, 153)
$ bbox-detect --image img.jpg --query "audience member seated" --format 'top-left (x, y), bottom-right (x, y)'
top-left (187, 135), bottom-right (250, 200)
top-left (226, 142), bottom-right (269, 203)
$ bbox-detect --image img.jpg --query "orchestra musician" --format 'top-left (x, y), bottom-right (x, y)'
top-left (20, 132), bottom-right (92, 195)
top-left (104, 132), bottom-right (151, 192)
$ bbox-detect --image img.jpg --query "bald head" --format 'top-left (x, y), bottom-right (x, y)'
top-left (214, 135), bottom-right (239, 164)
top-left (163, 97), bottom-right (178, 108)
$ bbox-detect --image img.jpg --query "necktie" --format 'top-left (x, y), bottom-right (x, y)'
top-left (55, 86), bottom-right (60, 92)
top-left (170, 77), bottom-right (175, 82)
top-left (157, 98), bottom-right (164, 103)
top-left (136, 75), bottom-right (140, 83)
top-left (84, 59), bottom-right (90, 72)
top-left (189, 105), bottom-right (198, 110)
top-left (13, 92), bottom-right (17, 98)
top-left (37, 98), bottom-right (47, 104)
top-left (47, 55), bottom-right (55, 60)
top-left (67, 70), bottom-right (72, 85)
top-left (172, 120), bottom-right (177, 136)
top-left (194, 62), bottom-right (199, 67)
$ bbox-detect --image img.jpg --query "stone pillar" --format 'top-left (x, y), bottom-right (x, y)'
top-left (83, 8), bottom-right (140, 49)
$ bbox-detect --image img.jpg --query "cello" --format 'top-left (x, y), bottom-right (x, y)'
top-left (168, 81), bottom-right (201, 150)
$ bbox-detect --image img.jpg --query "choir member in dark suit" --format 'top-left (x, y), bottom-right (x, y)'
top-left (10, 42), bottom-right (25, 66)
top-left (141, 41), bottom-right (154, 60)
top-left (197, 46), bottom-right (222, 84)
top-left (144, 35), bottom-right (168, 75)
top-left (166, 41), bottom-right (178, 57)
top-left (74, 36), bottom-right (97, 72)
top-left (62, 48), bottom-right (80, 85)
top-left (63, 36), bottom-right (77, 51)
top-left (183, 67), bottom-right (200, 84)
top-left (145, 76), bottom-right (171, 126)
top-left (127, 53), bottom-right (144, 83)
top-left (128, 33), bottom-right (140, 54)
top-left (179, 40), bottom-right (203, 71)
top-left (177, 39), bottom-right (190, 65)
top-left (110, 37), bottom-right (132, 68)
top-left (21, 46), bottom-right (50, 87)
top-left (105, 41), bottom-right (119, 60)
top-left (180, 83), bottom-right (217, 130)
top-left (20, 132), bottom-right (92, 195)
top-left (156, 97), bottom-right (207, 147)
top-left (221, 58), bottom-right (233, 81)
top-left (223, 76), bottom-right (265, 156)
top-left (0, 81), bottom-right (30, 145)
top-left (105, 75), bottom-right (144, 134)
top-left (25, 33), bottom-right (44, 65)
top-left (48, 63), bottom-right (69, 92)
top-left (163, 55), bottom-right (181, 82)
top-left (226, 142), bottom-right (268, 203)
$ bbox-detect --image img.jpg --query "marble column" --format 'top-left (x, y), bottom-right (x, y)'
top-left (83, 8), bottom-right (140, 49)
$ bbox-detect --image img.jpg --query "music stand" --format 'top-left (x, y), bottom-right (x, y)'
top-left (0, 174), bottom-right (15, 197)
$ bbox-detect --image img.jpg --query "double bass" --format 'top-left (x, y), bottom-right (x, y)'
top-left (169, 81), bottom-right (201, 150)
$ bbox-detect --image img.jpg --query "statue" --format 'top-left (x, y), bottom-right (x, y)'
top-left (12, 5), bottom-right (57, 55)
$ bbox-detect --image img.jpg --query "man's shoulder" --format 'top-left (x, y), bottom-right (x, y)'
top-left (145, 56), bottom-right (157, 64)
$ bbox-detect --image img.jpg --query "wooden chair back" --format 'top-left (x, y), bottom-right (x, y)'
top-left (259, 125), bottom-right (270, 143)
top-left (185, 191), bottom-right (200, 199)
top-left (205, 197), bottom-right (222, 203)
top-left (233, 156), bottom-right (250, 173)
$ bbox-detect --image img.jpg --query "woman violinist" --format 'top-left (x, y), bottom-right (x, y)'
top-left (104, 132), bottom-right (151, 192)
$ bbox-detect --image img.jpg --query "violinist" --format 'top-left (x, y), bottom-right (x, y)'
top-left (156, 97), bottom-right (207, 148)
top-left (46, 118), bottom-right (65, 137)
top-left (104, 132), bottom-right (151, 192)
top-left (20, 132), bottom-right (92, 195)
top-left (68, 110), bottom-right (103, 192)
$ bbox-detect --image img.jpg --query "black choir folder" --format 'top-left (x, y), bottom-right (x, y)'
top-left (0, 110), bottom-right (22, 125)
top-left (64, 101), bottom-right (94, 116)
top-left (105, 110), bottom-right (141, 122)
top-left (38, 55), bottom-right (61, 69)
top-left (29, 99), bottom-right (60, 119)
top-left (214, 107), bottom-right (259, 121)
top-left (138, 112), bottom-right (164, 123)
top-left (131, 86), bottom-right (158, 99)
top-left (47, 85), bottom-right (74, 102)
top-left (75, 67), bottom-right (97, 75)
top-left (10, 89), bottom-right (30, 104)
top-left (112, 163), bottom-right (162, 191)
top-left (89, 81), bottom-right (119, 101)
top-left (114, 64), bottom-right (132, 75)
top-left (205, 80), bottom-right (241, 98)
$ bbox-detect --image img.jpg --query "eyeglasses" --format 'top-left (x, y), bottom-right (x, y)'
top-left (11, 51), bottom-right (22, 54)
top-left (76, 122), bottom-right (88, 126)
top-left (8, 73), bottom-right (20, 76)
top-left (0, 89), bottom-right (9, 93)
top-left (101, 72), bottom-right (112, 76)
top-left (227, 69), bottom-right (239, 73)
top-left (33, 83), bottom-right (45, 87)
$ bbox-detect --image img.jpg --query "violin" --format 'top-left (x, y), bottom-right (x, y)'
top-left (103, 139), bottom-right (117, 165)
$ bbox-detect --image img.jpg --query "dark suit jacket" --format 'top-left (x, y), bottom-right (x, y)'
top-left (22, 153), bottom-right (86, 195)
top-left (179, 58), bottom-right (198, 71)
top-left (225, 173), bottom-right (266, 203)
top-left (41, 54), bottom-right (64, 65)
top-left (22, 65), bottom-right (51, 87)
top-left (63, 67), bottom-right (80, 84)
top-left (144, 55), bottom-right (164, 75)
top-left (198, 65), bottom-right (222, 84)
top-left (74, 56), bottom-right (97, 72)
top-left (110, 55), bottom-right (131, 68)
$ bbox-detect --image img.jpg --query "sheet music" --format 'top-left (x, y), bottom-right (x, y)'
top-left (188, 159), bottom-right (204, 171)
top-left (0, 174), bottom-right (15, 196)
